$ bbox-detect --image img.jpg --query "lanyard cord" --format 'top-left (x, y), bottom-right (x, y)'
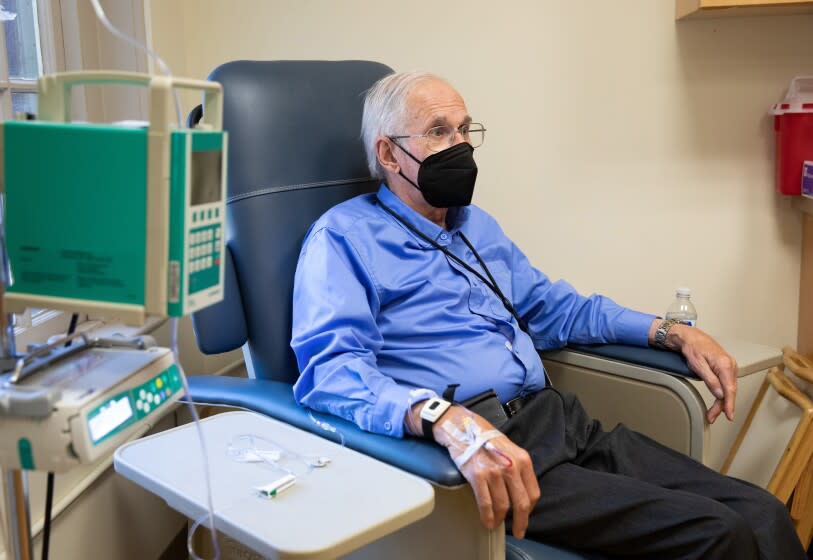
top-left (378, 201), bottom-right (531, 335)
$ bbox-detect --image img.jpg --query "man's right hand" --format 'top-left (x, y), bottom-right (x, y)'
top-left (418, 404), bottom-right (541, 538)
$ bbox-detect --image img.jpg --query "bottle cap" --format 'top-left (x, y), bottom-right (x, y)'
top-left (676, 287), bottom-right (691, 297)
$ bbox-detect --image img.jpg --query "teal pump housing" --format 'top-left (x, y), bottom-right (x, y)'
top-left (1, 72), bottom-right (227, 324)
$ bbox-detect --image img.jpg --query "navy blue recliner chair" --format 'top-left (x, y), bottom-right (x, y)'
top-left (187, 60), bottom-right (700, 560)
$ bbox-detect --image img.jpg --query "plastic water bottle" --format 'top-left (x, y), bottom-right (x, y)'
top-left (665, 288), bottom-right (698, 327)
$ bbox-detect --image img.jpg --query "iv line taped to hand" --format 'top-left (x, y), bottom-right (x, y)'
top-left (441, 416), bottom-right (504, 468)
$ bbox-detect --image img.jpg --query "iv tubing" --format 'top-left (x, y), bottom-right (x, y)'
top-left (171, 318), bottom-right (221, 560)
top-left (88, 0), bottom-right (183, 128)
top-left (87, 3), bottom-right (220, 558)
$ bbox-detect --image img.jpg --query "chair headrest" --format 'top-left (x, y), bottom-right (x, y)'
top-left (209, 59), bottom-right (392, 200)
top-left (192, 60), bottom-right (394, 383)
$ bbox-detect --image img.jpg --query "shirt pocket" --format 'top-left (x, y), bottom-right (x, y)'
top-left (468, 260), bottom-right (513, 321)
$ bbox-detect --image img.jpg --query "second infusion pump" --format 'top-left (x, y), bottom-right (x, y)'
top-left (1, 71), bottom-right (227, 324)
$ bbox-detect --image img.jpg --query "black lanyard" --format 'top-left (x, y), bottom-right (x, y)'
top-left (379, 201), bottom-right (531, 335)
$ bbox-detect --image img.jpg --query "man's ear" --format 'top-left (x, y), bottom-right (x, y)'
top-left (376, 137), bottom-right (400, 174)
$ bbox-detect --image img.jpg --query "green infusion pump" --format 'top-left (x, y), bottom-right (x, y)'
top-left (0, 71), bottom-right (227, 324)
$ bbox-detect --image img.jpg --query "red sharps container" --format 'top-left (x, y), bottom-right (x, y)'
top-left (772, 77), bottom-right (813, 196)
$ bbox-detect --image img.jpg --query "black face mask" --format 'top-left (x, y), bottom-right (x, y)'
top-left (393, 141), bottom-right (478, 208)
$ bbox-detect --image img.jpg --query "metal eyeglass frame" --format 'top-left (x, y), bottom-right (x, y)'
top-left (388, 122), bottom-right (486, 153)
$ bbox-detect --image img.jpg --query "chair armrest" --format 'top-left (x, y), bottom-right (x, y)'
top-left (565, 344), bottom-right (699, 380)
top-left (541, 344), bottom-right (707, 461)
top-left (185, 375), bottom-right (465, 487)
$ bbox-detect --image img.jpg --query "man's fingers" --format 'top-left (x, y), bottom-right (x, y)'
top-left (678, 329), bottom-right (738, 422)
top-left (486, 466), bottom-right (511, 529)
top-left (518, 450), bottom-right (541, 505)
top-left (470, 473), bottom-right (497, 529)
top-left (714, 357), bottom-right (737, 421)
top-left (688, 352), bottom-right (735, 423)
top-left (687, 349), bottom-right (736, 418)
top-left (467, 461), bottom-right (511, 530)
top-left (463, 441), bottom-right (540, 535)
top-left (721, 378), bottom-right (736, 421)
top-left (706, 398), bottom-right (723, 424)
top-left (491, 440), bottom-right (539, 538)
top-left (690, 353), bottom-right (724, 400)
top-left (504, 464), bottom-right (532, 538)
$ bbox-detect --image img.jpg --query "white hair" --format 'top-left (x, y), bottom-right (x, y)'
top-left (361, 71), bottom-right (449, 180)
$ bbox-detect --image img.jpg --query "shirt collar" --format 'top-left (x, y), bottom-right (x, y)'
top-left (376, 184), bottom-right (471, 244)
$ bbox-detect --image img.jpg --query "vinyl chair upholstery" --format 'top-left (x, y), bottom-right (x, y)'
top-left (188, 60), bottom-right (461, 485)
top-left (188, 59), bottom-right (692, 559)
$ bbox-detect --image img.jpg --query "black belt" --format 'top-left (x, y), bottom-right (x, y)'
top-left (504, 392), bottom-right (536, 418)
top-left (455, 388), bottom-right (537, 429)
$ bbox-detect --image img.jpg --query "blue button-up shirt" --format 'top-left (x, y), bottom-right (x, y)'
top-left (291, 185), bottom-right (655, 438)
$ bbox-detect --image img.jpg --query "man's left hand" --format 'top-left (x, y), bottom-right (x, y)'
top-left (650, 320), bottom-right (739, 423)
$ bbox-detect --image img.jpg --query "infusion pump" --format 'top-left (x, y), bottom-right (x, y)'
top-left (1, 71), bottom-right (227, 325)
top-left (0, 334), bottom-right (182, 472)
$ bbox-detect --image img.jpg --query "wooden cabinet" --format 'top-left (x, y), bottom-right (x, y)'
top-left (677, 0), bottom-right (813, 19)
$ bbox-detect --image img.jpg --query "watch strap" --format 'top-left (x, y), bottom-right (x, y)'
top-left (421, 417), bottom-right (436, 441)
top-left (653, 318), bottom-right (679, 349)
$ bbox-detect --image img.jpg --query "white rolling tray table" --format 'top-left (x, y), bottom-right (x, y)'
top-left (113, 411), bottom-right (434, 559)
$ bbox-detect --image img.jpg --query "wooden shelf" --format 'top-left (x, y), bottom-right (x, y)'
top-left (792, 198), bottom-right (813, 354)
top-left (677, 0), bottom-right (813, 19)
top-left (800, 209), bottom-right (813, 355)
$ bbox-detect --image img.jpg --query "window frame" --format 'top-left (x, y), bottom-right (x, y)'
top-left (0, 0), bottom-right (62, 118)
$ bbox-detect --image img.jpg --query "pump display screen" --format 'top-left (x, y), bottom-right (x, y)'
top-left (190, 150), bottom-right (223, 206)
top-left (87, 395), bottom-right (134, 444)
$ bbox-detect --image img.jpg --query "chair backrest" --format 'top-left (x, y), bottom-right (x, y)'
top-left (191, 60), bottom-right (394, 383)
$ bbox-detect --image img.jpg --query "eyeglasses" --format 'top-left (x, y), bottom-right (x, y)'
top-left (389, 122), bottom-right (486, 153)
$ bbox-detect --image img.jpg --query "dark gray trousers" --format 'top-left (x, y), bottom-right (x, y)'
top-left (502, 388), bottom-right (806, 559)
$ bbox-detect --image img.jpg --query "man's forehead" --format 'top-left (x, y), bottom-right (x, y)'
top-left (405, 79), bottom-right (468, 126)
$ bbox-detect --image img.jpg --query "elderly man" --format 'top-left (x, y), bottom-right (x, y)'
top-left (290, 71), bottom-right (805, 559)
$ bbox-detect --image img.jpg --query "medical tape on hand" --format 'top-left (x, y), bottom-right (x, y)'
top-left (441, 416), bottom-right (502, 468)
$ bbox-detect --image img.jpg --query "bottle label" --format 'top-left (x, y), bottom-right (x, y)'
top-left (665, 311), bottom-right (696, 328)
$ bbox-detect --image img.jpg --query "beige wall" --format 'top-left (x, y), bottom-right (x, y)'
top-left (148, 0), bottom-right (813, 349)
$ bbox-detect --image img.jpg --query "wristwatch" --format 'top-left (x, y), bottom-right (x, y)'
top-left (653, 318), bottom-right (680, 349)
top-left (420, 397), bottom-right (452, 441)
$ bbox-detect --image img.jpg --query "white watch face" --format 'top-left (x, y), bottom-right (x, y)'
top-left (421, 398), bottom-right (451, 423)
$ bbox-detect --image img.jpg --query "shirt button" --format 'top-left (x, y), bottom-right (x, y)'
top-left (384, 421), bottom-right (392, 431)
top-left (440, 233), bottom-right (448, 240)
